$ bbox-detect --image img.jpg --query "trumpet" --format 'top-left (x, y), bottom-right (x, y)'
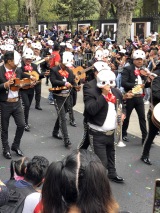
top-left (116, 99), bottom-right (126, 147)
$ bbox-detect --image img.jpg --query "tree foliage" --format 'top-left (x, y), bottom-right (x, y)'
top-left (53, 0), bottom-right (99, 21)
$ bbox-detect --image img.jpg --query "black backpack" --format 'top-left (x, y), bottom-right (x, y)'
top-left (0, 179), bottom-right (36, 213)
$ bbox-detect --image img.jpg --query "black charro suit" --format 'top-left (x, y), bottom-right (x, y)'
top-left (0, 65), bottom-right (31, 152)
top-left (83, 78), bottom-right (125, 178)
top-left (19, 61), bottom-right (45, 126)
top-left (50, 65), bottom-right (76, 146)
top-left (142, 70), bottom-right (160, 162)
top-left (121, 64), bottom-right (148, 143)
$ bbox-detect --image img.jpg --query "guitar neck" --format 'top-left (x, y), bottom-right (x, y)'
top-left (80, 66), bottom-right (93, 74)
top-left (34, 58), bottom-right (45, 65)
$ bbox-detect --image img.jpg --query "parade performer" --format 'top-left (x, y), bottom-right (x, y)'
top-left (0, 51), bottom-right (34, 159)
top-left (121, 50), bottom-right (149, 145)
top-left (141, 67), bottom-right (160, 165)
top-left (83, 67), bottom-right (125, 183)
top-left (50, 58), bottom-right (76, 147)
top-left (20, 48), bottom-right (48, 131)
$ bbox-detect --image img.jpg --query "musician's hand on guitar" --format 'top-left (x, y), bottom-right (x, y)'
top-left (4, 79), bottom-right (14, 89)
top-left (65, 82), bottom-right (72, 88)
top-left (30, 80), bottom-right (36, 88)
top-left (140, 84), bottom-right (145, 88)
top-left (123, 91), bottom-right (134, 99)
top-left (30, 75), bottom-right (36, 81)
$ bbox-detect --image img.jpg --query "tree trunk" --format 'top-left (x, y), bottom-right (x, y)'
top-left (98, 0), bottom-right (110, 20)
top-left (116, 5), bottom-right (127, 46)
top-left (25, 0), bottom-right (37, 36)
top-left (17, 0), bottom-right (21, 21)
top-left (110, 0), bottom-right (137, 46)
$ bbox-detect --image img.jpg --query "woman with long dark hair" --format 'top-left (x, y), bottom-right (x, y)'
top-left (34, 149), bottom-right (119, 213)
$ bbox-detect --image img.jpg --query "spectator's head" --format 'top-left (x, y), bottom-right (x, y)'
top-left (10, 157), bottom-right (30, 180)
top-left (125, 39), bottom-right (132, 46)
top-left (0, 181), bottom-right (9, 207)
top-left (42, 150), bottom-right (119, 213)
top-left (24, 156), bottom-right (49, 187)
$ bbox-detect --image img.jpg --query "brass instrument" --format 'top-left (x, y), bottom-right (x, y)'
top-left (116, 99), bottom-right (126, 147)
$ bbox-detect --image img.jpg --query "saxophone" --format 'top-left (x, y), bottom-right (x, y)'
top-left (116, 99), bottom-right (126, 147)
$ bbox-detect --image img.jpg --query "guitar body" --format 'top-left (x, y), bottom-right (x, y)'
top-left (24, 71), bottom-right (39, 80)
top-left (72, 66), bottom-right (86, 79)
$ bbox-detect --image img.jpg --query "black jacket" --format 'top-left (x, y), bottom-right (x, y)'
top-left (121, 64), bottom-right (149, 92)
top-left (50, 65), bottom-right (76, 93)
top-left (0, 65), bottom-right (30, 101)
top-left (83, 79), bottom-right (125, 127)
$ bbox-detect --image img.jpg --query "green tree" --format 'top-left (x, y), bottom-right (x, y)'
top-left (54, 0), bottom-right (99, 21)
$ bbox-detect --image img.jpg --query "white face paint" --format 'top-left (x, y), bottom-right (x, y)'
top-left (97, 70), bottom-right (116, 88)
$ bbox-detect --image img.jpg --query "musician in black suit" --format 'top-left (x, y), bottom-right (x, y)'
top-left (141, 68), bottom-right (160, 165)
top-left (50, 61), bottom-right (76, 147)
top-left (20, 48), bottom-right (47, 132)
top-left (121, 50), bottom-right (148, 145)
top-left (0, 51), bottom-right (34, 159)
top-left (83, 68), bottom-right (125, 183)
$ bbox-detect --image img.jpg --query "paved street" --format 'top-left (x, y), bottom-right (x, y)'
top-left (0, 79), bottom-right (160, 213)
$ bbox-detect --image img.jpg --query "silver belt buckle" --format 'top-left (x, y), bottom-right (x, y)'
top-left (105, 130), bottom-right (114, 136)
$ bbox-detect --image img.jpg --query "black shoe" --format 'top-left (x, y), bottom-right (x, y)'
top-left (122, 136), bottom-right (129, 142)
top-left (35, 106), bottom-right (42, 110)
top-left (24, 124), bottom-right (30, 132)
top-left (109, 175), bottom-right (124, 183)
top-left (141, 156), bottom-right (152, 165)
top-left (64, 139), bottom-right (72, 147)
top-left (70, 121), bottom-right (77, 127)
top-left (52, 133), bottom-right (62, 140)
top-left (3, 151), bottom-right (12, 159)
top-left (11, 147), bottom-right (24, 157)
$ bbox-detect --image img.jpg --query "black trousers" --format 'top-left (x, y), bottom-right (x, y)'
top-left (53, 95), bottom-right (70, 141)
top-left (68, 94), bottom-right (76, 122)
top-left (89, 129), bottom-right (117, 178)
top-left (20, 88), bottom-right (34, 125)
top-left (142, 110), bottom-right (159, 158)
top-left (122, 97), bottom-right (147, 141)
top-left (0, 101), bottom-right (25, 151)
top-left (34, 82), bottom-right (41, 107)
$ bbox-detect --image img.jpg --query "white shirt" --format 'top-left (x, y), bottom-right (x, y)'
top-left (22, 192), bottom-right (41, 213)
top-left (89, 102), bottom-right (117, 131)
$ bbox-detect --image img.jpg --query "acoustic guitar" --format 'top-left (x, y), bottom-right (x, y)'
top-left (72, 65), bottom-right (94, 84)
top-left (24, 71), bottom-right (39, 81)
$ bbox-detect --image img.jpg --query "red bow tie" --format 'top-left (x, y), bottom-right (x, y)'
top-left (5, 70), bottom-right (16, 80)
top-left (24, 65), bottom-right (33, 72)
top-left (104, 92), bottom-right (116, 104)
top-left (134, 69), bottom-right (140, 76)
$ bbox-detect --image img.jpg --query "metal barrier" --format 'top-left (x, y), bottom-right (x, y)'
top-left (73, 53), bottom-right (93, 67)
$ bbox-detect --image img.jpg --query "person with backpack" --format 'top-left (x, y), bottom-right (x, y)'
top-left (0, 156), bottom-right (49, 213)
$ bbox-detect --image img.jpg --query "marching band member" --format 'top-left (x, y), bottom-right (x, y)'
top-left (121, 50), bottom-right (149, 145)
top-left (141, 65), bottom-right (160, 165)
top-left (83, 66), bottom-right (125, 183)
top-left (32, 42), bottom-right (50, 110)
top-left (0, 51), bottom-right (34, 159)
top-left (50, 57), bottom-right (76, 147)
top-left (20, 48), bottom-right (48, 131)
